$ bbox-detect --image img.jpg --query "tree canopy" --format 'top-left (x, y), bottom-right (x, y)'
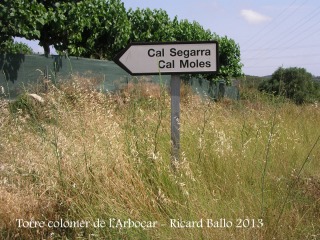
top-left (0, 0), bottom-right (243, 81)
top-left (258, 67), bottom-right (320, 104)
top-left (126, 8), bottom-right (243, 82)
top-left (0, 0), bottom-right (129, 57)
top-left (0, 39), bottom-right (33, 54)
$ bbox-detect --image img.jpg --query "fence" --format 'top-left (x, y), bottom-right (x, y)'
top-left (0, 54), bottom-right (239, 100)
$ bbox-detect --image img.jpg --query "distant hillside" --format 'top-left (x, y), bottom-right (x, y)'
top-left (262, 75), bottom-right (272, 80)
top-left (239, 75), bottom-right (267, 89)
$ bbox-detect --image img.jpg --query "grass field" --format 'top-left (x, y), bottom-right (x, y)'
top-left (0, 76), bottom-right (319, 239)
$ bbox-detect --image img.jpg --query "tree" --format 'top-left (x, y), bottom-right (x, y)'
top-left (1, 1), bottom-right (243, 81)
top-left (214, 35), bottom-right (243, 82)
top-left (258, 67), bottom-right (320, 104)
top-left (127, 8), bottom-right (175, 42)
top-left (73, 0), bottom-right (130, 59)
top-left (0, 0), bottom-right (79, 56)
top-left (0, 0), bottom-right (130, 58)
top-left (127, 10), bottom-right (243, 83)
top-left (0, 39), bottom-right (33, 54)
top-left (171, 18), bottom-right (213, 41)
top-left (48, 0), bottom-right (130, 59)
top-left (175, 21), bottom-right (243, 83)
top-left (0, 0), bottom-right (47, 44)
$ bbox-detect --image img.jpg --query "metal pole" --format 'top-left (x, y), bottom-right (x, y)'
top-left (171, 74), bottom-right (181, 168)
top-left (44, 65), bottom-right (49, 92)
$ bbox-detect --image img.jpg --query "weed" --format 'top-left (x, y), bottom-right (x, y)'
top-left (0, 76), bottom-right (319, 239)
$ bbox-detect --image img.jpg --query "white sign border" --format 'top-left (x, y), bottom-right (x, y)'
top-left (114, 41), bottom-right (219, 76)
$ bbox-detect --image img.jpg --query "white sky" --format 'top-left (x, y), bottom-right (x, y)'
top-left (16, 0), bottom-right (320, 77)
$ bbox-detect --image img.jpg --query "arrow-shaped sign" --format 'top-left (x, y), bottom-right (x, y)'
top-left (114, 41), bottom-right (219, 75)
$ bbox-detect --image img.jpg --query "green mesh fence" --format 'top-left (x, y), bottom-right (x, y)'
top-left (0, 54), bottom-right (238, 100)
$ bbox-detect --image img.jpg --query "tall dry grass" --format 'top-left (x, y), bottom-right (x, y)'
top-left (0, 76), bottom-right (319, 239)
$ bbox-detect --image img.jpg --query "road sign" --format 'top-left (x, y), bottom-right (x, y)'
top-left (114, 41), bottom-right (219, 168)
top-left (114, 41), bottom-right (218, 75)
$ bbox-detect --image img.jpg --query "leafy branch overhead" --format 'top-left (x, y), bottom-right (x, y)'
top-left (0, 0), bottom-right (243, 81)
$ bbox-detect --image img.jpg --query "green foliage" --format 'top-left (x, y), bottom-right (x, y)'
top-left (0, 1), bottom-right (243, 80)
top-left (0, 39), bottom-right (33, 54)
top-left (127, 10), bottom-right (213, 42)
top-left (0, 0), bottom-right (130, 58)
top-left (49, 0), bottom-right (130, 59)
top-left (171, 17), bottom-right (213, 41)
top-left (174, 20), bottom-right (243, 83)
top-left (197, 35), bottom-right (243, 84)
top-left (0, 0), bottom-right (46, 41)
top-left (128, 8), bottom-right (175, 42)
top-left (215, 36), bottom-right (243, 82)
top-left (259, 67), bottom-right (320, 104)
top-left (75, 0), bottom-right (131, 59)
top-left (127, 8), bottom-right (243, 83)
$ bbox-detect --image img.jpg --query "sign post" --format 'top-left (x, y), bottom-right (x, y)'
top-left (171, 74), bottom-right (181, 166)
top-left (114, 41), bottom-right (218, 166)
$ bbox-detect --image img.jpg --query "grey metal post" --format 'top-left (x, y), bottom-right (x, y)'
top-left (44, 65), bottom-right (49, 92)
top-left (171, 74), bottom-right (181, 167)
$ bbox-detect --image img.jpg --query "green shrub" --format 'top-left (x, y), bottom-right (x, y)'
top-left (258, 67), bottom-right (320, 104)
top-left (0, 39), bottom-right (33, 54)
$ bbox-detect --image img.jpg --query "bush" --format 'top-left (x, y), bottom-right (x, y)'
top-left (258, 67), bottom-right (320, 104)
top-left (0, 39), bottom-right (33, 54)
